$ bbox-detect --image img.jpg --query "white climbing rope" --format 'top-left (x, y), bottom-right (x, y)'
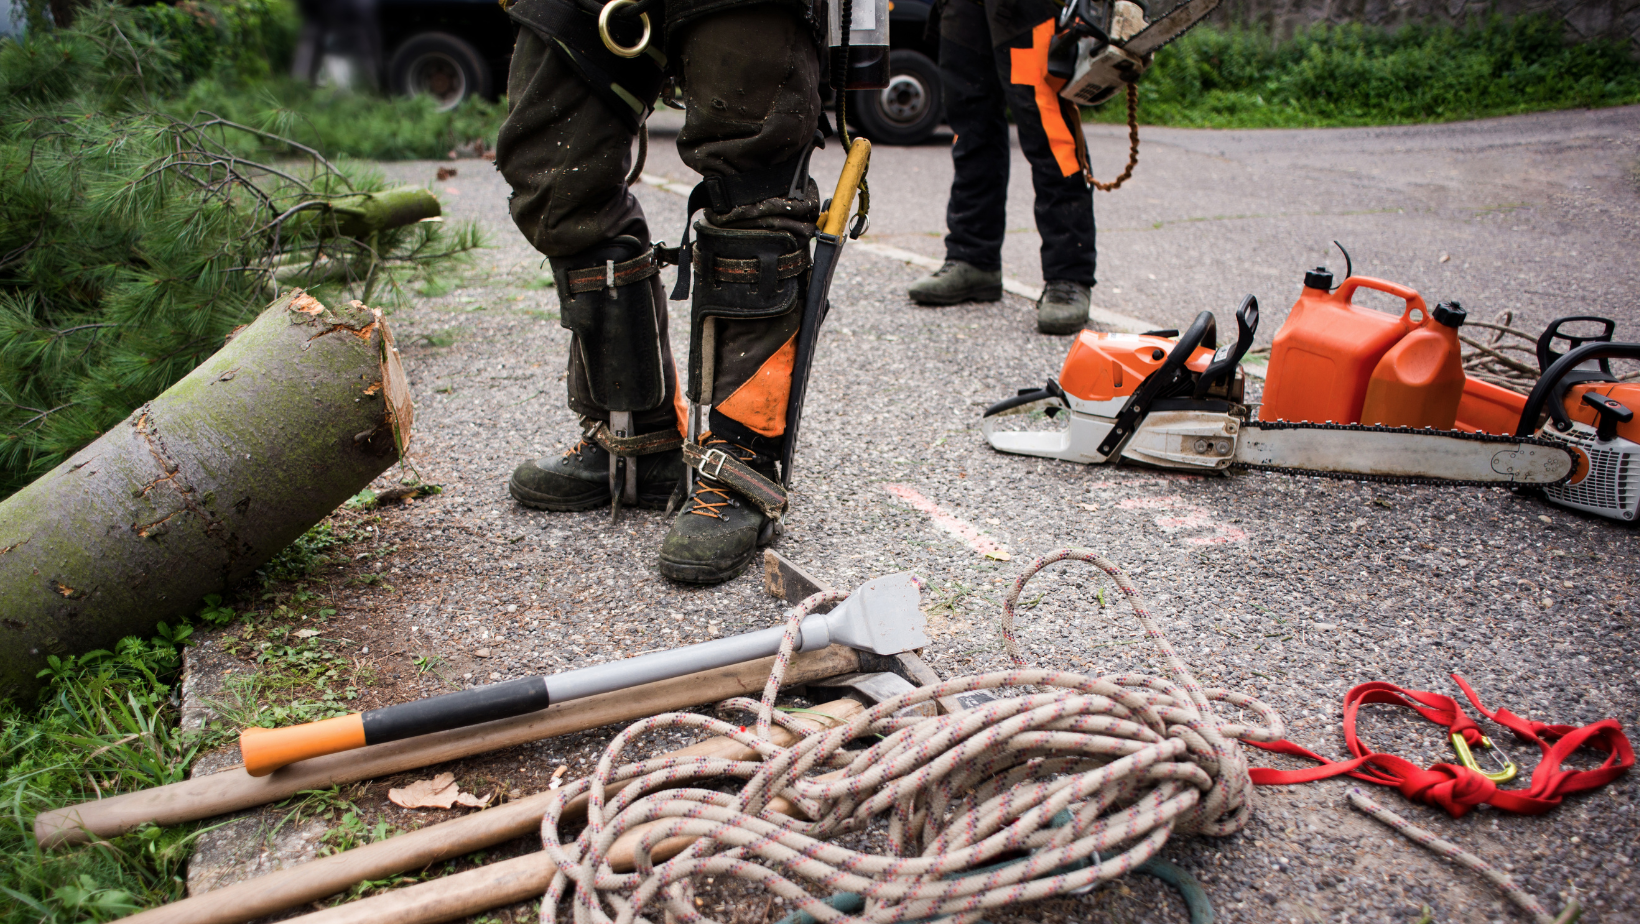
top-left (536, 548), bottom-right (1286, 924)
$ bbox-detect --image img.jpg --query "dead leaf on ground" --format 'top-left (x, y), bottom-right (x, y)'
top-left (388, 772), bottom-right (493, 810)
top-left (436, 166), bottom-right (458, 181)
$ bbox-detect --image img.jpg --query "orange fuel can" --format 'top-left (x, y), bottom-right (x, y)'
top-left (1259, 268), bottom-right (1424, 424)
top-left (1360, 301), bottom-right (1467, 430)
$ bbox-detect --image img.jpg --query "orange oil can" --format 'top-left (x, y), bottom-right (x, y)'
top-left (1360, 301), bottom-right (1468, 430)
top-left (1259, 268), bottom-right (1426, 424)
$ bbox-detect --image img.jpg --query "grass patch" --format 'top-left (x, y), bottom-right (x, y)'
top-left (1088, 14), bottom-right (1640, 128)
top-left (0, 512), bottom-right (379, 921)
top-left (168, 77), bottom-right (506, 161)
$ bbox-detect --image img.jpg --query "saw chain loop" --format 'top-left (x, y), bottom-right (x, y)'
top-left (1235, 419), bottom-right (1577, 488)
top-left (535, 549), bottom-right (1287, 924)
top-left (1083, 82), bottom-right (1140, 192)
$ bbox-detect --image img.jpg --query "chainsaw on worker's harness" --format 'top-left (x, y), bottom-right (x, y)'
top-left (1049, 0), bottom-right (1223, 106)
top-left (981, 272), bottom-right (1640, 522)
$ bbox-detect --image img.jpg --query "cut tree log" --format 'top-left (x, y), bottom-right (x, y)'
top-left (0, 291), bottom-right (409, 703)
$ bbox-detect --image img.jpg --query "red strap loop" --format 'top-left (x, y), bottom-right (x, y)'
top-left (1246, 674), bottom-right (1632, 818)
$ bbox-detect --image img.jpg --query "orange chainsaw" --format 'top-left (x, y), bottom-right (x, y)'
top-left (982, 295), bottom-right (1639, 522)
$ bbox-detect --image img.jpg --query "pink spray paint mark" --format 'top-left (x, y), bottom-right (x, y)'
top-left (883, 484), bottom-right (1010, 558)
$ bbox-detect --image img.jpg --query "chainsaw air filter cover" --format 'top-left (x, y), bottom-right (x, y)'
top-left (1542, 382), bottom-right (1640, 522)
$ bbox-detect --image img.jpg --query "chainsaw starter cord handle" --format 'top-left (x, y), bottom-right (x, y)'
top-left (1515, 341), bottom-right (1640, 437)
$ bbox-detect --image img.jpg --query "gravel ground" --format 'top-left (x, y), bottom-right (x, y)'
top-left (179, 107), bottom-right (1639, 924)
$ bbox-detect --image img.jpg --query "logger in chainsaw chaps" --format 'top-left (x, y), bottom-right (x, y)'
top-left (906, 0), bottom-right (1110, 334)
top-left (496, 0), bottom-right (879, 584)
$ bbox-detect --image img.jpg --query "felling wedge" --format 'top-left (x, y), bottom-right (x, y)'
top-left (238, 571), bottom-right (926, 775)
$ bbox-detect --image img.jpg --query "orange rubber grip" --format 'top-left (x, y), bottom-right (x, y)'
top-left (240, 714), bottom-right (366, 777)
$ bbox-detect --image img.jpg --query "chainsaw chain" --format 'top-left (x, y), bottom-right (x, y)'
top-left (1124, 0), bottom-right (1221, 58)
top-left (1229, 419), bottom-right (1576, 488)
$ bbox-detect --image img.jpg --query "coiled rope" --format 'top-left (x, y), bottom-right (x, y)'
top-left (536, 549), bottom-right (1285, 923)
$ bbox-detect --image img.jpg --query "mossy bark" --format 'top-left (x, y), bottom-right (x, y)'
top-left (0, 292), bottom-right (409, 703)
top-left (290, 187), bottom-right (443, 240)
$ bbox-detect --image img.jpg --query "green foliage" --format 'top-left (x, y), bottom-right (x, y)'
top-left (129, 0), bottom-right (301, 85)
top-left (0, 4), bottom-right (481, 499)
top-left (169, 77), bottom-right (508, 160)
top-left (1088, 14), bottom-right (1640, 128)
top-left (0, 635), bottom-right (218, 923)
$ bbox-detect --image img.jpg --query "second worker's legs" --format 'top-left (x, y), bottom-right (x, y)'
top-left (1001, 20), bottom-right (1097, 335)
top-left (661, 5), bottom-right (822, 583)
top-left (908, 0), bottom-right (1006, 307)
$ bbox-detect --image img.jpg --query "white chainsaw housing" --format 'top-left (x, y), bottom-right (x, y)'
top-left (980, 400), bottom-right (1236, 469)
top-left (1542, 425), bottom-right (1640, 522)
top-left (1061, 40), bottom-right (1149, 106)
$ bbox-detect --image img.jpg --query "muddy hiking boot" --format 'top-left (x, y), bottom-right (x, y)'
top-left (907, 260), bottom-right (1003, 306)
top-left (509, 437), bottom-right (683, 512)
top-left (657, 437), bottom-right (779, 584)
top-left (1036, 280), bottom-right (1091, 335)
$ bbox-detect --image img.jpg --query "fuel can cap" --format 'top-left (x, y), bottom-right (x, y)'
top-left (1433, 300), bottom-right (1467, 328)
top-left (1304, 266), bottom-right (1333, 290)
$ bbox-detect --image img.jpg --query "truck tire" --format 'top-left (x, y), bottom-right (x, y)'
top-left (850, 49), bottom-right (943, 146)
top-left (388, 32), bottom-right (491, 111)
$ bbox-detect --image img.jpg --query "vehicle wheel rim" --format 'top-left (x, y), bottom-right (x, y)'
top-left (878, 73), bottom-right (928, 124)
top-left (408, 53), bottom-right (467, 111)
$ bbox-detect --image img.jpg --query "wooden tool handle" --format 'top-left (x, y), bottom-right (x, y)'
top-left (821, 138), bottom-right (872, 237)
top-left (239, 714), bottom-right (366, 777)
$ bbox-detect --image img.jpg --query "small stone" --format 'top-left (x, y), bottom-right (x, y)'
top-left (1313, 623), bottom-right (1337, 630)
top-left (475, 648), bottom-right (491, 658)
top-left (489, 672), bottom-right (502, 681)
top-left (1538, 515), bottom-right (1552, 524)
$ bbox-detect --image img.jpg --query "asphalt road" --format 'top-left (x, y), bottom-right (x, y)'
top-left (182, 108), bottom-right (1639, 923)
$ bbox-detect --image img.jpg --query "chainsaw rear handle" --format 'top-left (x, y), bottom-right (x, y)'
top-left (1336, 276), bottom-right (1428, 324)
top-left (1516, 341), bottom-right (1640, 438)
top-left (1095, 309), bottom-right (1216, 457)
top-left (1193, 295), bottom-right (1258, 399)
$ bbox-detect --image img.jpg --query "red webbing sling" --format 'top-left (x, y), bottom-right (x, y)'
top-left (1244, 674), bottom-right (1632, 818)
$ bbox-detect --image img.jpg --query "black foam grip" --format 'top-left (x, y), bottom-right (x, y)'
top-left (360, 677), bottom-right (552, 745)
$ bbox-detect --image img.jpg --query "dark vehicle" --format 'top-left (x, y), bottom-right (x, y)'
top-left (847, 0), bottom-right (943, 145)
top-left (375, 0), bottom-right (944, 142)
top-left (378, 0), bottom-right (513, 110)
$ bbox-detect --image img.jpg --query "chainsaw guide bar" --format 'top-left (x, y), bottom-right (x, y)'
top-left (1232, 419), bottom-right (1577, 488)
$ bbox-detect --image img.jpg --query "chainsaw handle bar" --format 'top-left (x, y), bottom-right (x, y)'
top-left (1095, 309), bottom-right (1216, 458)
top-left (1516, 341), bottom-right (1640, 438)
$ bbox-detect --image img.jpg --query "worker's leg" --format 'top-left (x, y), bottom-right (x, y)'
top-left (661, 3), bottom-right (823, 584)
top-left (496, 17), bottom-right (685, 511)
top-left (1001, 20), bottom-right (1096, 333)
top-left (908, 0), bottom-right (1007, 306)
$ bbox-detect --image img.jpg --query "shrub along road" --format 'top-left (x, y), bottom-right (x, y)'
top-left (176, 107), bottom-right (1638, 922)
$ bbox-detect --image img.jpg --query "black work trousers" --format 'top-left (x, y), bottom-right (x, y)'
top-left (939, 1), bottom-right (1096, 286)
top-left (495, 4), bottom-right (822, 440)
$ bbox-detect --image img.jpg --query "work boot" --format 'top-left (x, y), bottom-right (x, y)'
top-left (907, 260), bottom-right (1003, 306)
top-left (1036, 280), bottom-right (1091, 335)
top-left (657, 437), bottom-right (777, 584)
top-left (509, 437), bottom-right (683, 512)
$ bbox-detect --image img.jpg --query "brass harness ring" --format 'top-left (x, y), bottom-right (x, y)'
top-left (597, 0), bottom-right (651, 58)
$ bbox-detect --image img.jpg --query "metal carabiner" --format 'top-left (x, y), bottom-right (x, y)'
top-left (598, 0), bottom-right (651, 58)
top-left (1450, 732), bottom-right (1518, 783)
